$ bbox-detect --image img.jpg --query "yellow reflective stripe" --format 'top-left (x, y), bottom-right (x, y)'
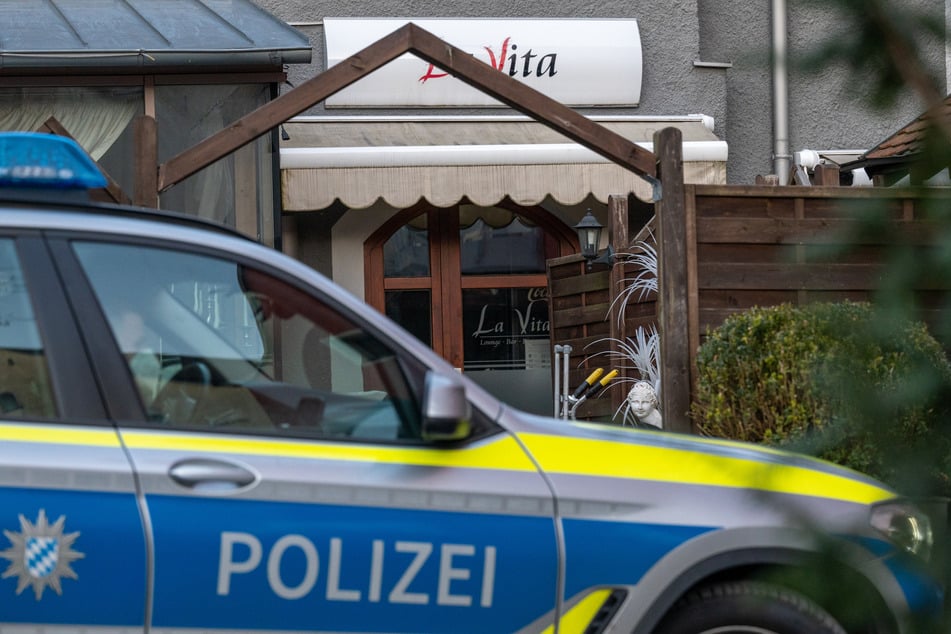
top-left (0, 422), bottom-right (120, 447)
top-left (121, 430), bottom-right (538, 471)
top-left (519, 433), bottom-right (892, 505)
top-left (541, 589), bottom-right (612, 634)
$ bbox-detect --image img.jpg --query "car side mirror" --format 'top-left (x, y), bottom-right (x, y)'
top-left (421, 372), bottom-right (471, 442)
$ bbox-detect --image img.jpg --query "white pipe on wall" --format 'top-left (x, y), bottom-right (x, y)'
top-left (772, 0), bottom-right (790, 185)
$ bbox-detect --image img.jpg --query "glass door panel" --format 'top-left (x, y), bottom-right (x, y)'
top-left (385, 289), bottom-right (432, 347)
top-left (462, 287), bottom-right (551, 414)
top-left (384, 223), bottom-right (429, 277)
top-left (460, 216), bottom-right (544, 275)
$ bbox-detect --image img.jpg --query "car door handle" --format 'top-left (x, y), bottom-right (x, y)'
top-left (168, 458), bottom-right (258, 491)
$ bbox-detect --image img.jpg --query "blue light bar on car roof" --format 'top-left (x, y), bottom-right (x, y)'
top-left (0, 132), bottom-right (107, 190)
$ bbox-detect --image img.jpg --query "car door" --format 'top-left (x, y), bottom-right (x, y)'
top-left (60, 233), bottom-right (561, 633)
top-left (0, 233), bottom-right (147, 630)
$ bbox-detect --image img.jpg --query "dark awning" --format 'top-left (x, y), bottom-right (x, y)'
top-left (0, 0), bottom-right (311, 71)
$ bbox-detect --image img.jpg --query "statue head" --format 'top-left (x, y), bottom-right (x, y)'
top-left (626, 381), bottom-right (658, 419)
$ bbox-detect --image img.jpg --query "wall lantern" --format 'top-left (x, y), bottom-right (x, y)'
top-left (574, 210), bottom-right (603, 270)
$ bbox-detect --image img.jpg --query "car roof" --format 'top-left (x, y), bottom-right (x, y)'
top-left (0, 188), bottom-right (252, 242)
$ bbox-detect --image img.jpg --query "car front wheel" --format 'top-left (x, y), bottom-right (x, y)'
top-left (654, 580), bottom-right (846, 634)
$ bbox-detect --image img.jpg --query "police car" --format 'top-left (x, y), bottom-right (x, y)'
top-left (0, 132), bottom-right (942, 634)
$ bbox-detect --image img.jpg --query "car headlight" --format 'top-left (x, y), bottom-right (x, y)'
top-left (870, 500), bottom-right (934, 561)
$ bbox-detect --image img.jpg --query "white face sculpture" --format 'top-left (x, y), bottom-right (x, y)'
top-left (627, 381), bottom-right (658, 419)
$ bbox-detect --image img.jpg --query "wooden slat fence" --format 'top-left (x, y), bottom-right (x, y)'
top-left (547, 219), bottom-right (658, 422)
top-left (548, 180), bottom-right (951, 430)
top-left (547, 256), bottom-right (615, 420)
top-left (683, 185), bottom-right (951, 398)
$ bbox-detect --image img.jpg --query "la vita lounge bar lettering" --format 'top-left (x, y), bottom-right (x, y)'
top-left (471, 288), bottom-right (550, 340)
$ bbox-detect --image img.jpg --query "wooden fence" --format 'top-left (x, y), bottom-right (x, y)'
top-left (547, 196), bottom-right (658, 422)
top-left (548, 181), bottom-right (951, 432)
top-left (681, 185), bottom-right (951, 393)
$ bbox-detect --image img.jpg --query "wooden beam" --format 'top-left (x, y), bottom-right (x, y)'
top-left (159, 25), bottom-right (416, 191)
top-left (608, 194), bottom-right (629, 415)
top-left (406, 24), bottom-right (657, 179)
top-left (37, 116), bottom-right (131, 204)
top-left (655, 127), bottom-right (691, 434)
top-left (684, 185), bottom-right (700, 407)
top-left (158, 22), bottom-right (656, 193)
top-left (133, 115), bottom-right (158, 208)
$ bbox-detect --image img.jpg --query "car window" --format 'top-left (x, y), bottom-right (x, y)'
top-left (72, 241), bottom-right (424, 441)
top-left (0, 239), bottom-right (56, 419)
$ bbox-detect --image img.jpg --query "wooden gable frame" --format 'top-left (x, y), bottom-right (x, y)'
top-left (148, 22), bottom-right (658, 202)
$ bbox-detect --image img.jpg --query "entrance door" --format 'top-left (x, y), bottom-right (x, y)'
top-left (365, 202), bottom-right (576, 415)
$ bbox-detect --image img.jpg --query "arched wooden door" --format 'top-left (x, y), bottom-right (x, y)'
top-left (365, 201), bottom-right (577, 414)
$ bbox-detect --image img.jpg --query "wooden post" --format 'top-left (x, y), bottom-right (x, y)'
top-left (608, 194), bottom-right (628, 416)
top-left (133, 115), bottom-right (159, 208)
top-left (234, 143), bottom-right (258, 239)
top-left (812, 163), bottom-right (840, 186)
top-left (655, 127), bottom-right (692, 433)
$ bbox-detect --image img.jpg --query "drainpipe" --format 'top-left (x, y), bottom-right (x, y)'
top-left (772, 0), bottom-right (790, 184)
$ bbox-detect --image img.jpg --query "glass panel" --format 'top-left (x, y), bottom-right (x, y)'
top-left (384, 222), bottom-right (429, 277)
top-left (0, 240), bottom-right (56, 418)
top-left (385, 290), bottom-right (432, 347)
top-left (460, 216), bottom-right (545, 275)
top-left (156, 85), bottom-right (274, 245)
top-left (462, 287), bottom-right (550, 371)
top-left (0, 86), bottom-right (143, 199)
top-left (463, 286), bottom-right (552, 416)
top-left (74, 242), bottom-right (423, 441)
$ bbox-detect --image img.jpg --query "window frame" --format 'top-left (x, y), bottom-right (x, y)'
top-left (365, 200), bottom-right (577, 368)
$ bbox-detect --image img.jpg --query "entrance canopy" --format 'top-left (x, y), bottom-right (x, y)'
top-left (280, 115), bottom-right (727, 210)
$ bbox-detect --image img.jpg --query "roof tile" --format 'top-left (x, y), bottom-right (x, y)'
top-left (864, 95), bottom-right (951, 160)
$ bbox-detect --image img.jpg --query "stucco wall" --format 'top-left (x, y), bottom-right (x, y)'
top-left (256, 0), bottom-right (947, 186)
top-left (700, 0), bottom-right (946, 183)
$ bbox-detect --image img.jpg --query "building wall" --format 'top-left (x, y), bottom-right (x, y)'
top-left (257, 0), bottom-right (947, 186)
top-left (702, 0), bottom-right (946, 183)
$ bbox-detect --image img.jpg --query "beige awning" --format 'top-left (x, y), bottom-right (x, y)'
top-left (280, 115), bottom-right (728, 210)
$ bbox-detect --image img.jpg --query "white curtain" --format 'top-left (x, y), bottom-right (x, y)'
top-left (0, 87), bottom-right (139, 160)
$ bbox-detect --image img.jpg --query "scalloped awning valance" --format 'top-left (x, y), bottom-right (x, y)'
top-left (280, 115), bottom-right (728, 211)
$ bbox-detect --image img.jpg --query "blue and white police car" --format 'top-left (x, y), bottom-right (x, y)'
top-left (0, 132), bottom-right (942, 633)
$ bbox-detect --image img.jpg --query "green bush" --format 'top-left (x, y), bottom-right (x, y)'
top-left (692, 301), bottom-right (951, 496)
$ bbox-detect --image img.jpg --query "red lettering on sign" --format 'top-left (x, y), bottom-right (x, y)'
top-left (484, 37), bottom-right (511, 71)
top-left (418, 36), bottom-right (556, 83)
top-left (418, 65), bottom-right (449, 83)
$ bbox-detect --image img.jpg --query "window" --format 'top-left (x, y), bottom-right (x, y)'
top-left (366, 202), bottom-right (576, 415)
top-left (156, 84), bottom-right (275, 245)
top-left (74, 242), bottom-right (423, 441)
top-left (0, 239), bottom-right (56, 419)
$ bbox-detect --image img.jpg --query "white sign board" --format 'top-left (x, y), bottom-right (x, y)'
top-left (324, 18), bottom-right (642, 107)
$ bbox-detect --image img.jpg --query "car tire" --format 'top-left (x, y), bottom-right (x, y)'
top-left (653, 580), bottom-right (846, 634)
